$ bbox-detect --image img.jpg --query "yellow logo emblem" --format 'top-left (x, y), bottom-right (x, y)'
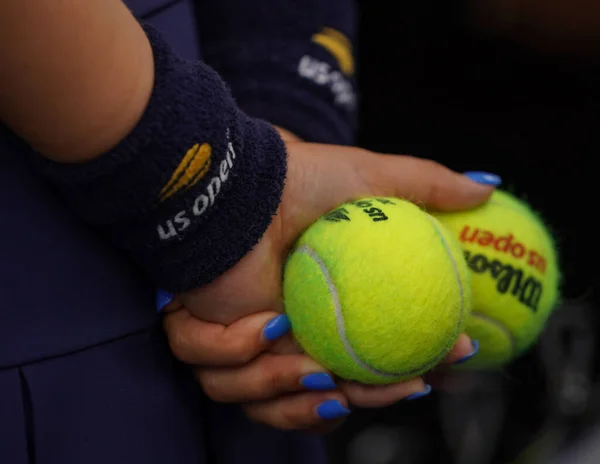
top-left (311, 27), bottom-right (354, 76)
top-left (159, 143), bottom-right (212, 202)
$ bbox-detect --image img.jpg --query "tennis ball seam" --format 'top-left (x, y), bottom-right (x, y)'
top-left (296, 214), bottom-right (467, 377)
top-left (470, 310), bottom-right (516, 357)
top-left (426, 215), bottom-right (469, 369)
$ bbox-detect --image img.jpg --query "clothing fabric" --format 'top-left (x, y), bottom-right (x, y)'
top-left (0, 0), bottom-right (357, 461)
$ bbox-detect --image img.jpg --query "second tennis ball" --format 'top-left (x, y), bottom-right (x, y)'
top-left (434, 190), bottom-right (560, 369)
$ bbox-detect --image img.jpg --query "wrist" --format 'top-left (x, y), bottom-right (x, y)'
top-left (30, 25), bottom-right (287, 293)
top-left (274, 126), bottom-right (303, 143)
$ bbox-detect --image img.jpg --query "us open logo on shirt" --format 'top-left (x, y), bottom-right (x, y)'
top-left (298, 27), bottom-right (356, 109)
top-left (157, 129), bottom-right (236, 241)
top-left (311, 27), bottom-right (354, 76)
top-left (159, 143), bottom-right (212, 202)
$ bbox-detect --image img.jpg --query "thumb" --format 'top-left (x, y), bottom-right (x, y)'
top-left (365, 154), bottom-right (500, 212)
top-left (281, 143), bottom-right (500, 247)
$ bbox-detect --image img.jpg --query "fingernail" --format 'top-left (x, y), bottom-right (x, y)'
top-left (454, 339), bottom-right (480, 365)
top-left (263, 314), bottom-right (291, 341)
top-left (317, 400), bottom-right (351, 420)
top-left (405, 384), bottom-right (432, 401)
top-left (156, 288), bottom-right (174, 313)
top-left (301, 373), bottom-right (337, 391)
top-left (464, 171), bottom-right (502, 186)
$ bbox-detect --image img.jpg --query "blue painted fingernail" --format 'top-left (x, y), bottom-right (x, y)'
top-left (156, 288), bottom-right (174, 313)
top-left (263, 314), bottom-right (291, 341)
top-left (317, 400), bottom-right (351, 420)
top-left (464, 171), bottom-right (502, 186)
top-left (405, 384), bottom-right (432, 401)
top-left (454, 339), bottom-right (480, 365)
top-left (301, 373), bottom-right (337, 391)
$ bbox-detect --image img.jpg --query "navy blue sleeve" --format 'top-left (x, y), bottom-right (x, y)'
top-left (195, 0), bottom-right (358, 145)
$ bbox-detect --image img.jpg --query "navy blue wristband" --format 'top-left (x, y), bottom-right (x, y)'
top-left (31, 25), bottom-right (286, 293)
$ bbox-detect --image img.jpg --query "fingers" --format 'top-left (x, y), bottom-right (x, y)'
top-left (197, 353), bottom-right (335, 403)
top-left (442, 333), bottom-right (479, 365)
top-left (243, 392), bottom-right (350, 431)
top-left (282, 143), bottom-right (500, 249)
top-left (163, 309), bottom-right (294, 366)
top-left (341, 333), bottom-right (479, 408)
top-left (342, 377), bottom-right (430, 408)
top-left (155, 288), bottom-right (182, 313)
top-left (426, 334), bottom-right (480, 390)
top-left (366, 154), bottom-right (500, 212)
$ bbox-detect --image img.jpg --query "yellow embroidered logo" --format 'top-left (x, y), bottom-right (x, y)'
top-left (311, 27), bottom-right (354, 76)
top-left (159, 143), bottom-right (212, 202)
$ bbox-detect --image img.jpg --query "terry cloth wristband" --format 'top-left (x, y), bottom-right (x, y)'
top-left (31, 24), bottom-right (286, 293)
top-left (196, 0), bottom-right (358, 145)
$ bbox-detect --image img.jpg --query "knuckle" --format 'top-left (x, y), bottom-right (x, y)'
top-left (167, 330), bottom-right (193, 364)
top-left (414, 158), bottom-right (446, 201)
top-left (419, 157), bottom-right (442, 170)
top-left (277, 404), bottom-right (307, 430)
top-left (259, 355), bottom-right (303, 394)
top-left (197, 371), bottom-right (227, 402)
top-left (225, 336), bottom-right (255, 365)
top-left (243, 406), bottom-right (272, 428)
top-left (247, 407), bottom-right (298, 431)
top-left (258, 361), bottom-right (287, 395)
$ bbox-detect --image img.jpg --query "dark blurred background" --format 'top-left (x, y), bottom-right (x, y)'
top-left (327, 1), bottom-right (600, 462)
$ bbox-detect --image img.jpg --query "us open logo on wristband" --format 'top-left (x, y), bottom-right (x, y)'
top-left (157, 129), bottom-right (236, 241)
top-left (159, 143), bottom-right (212, 202)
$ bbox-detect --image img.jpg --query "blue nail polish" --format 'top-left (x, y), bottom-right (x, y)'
top-left (156, 288), bottom-right (174, 313)
top-left (464, 171), bottom-right (502, 186)
top-left (405, 384), bottom-right (432, 401)
top-left (454, 339), bottom-right (480, 365)
top-left (301, 373), bottom-right (337, 391)
top-left (317, 400), bottom-right (350, 420)
top-left (263, 314), bottom-right (291, 341)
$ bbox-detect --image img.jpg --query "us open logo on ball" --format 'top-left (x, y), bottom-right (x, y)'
top-left (323, 198), bottom-right (397, 223)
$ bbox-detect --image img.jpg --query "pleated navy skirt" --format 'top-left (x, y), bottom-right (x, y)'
top-left (0, 1), bottom-right (327, 462)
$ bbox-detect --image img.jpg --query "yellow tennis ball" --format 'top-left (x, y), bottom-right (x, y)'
top-left (433, 190), bottom-right (561, 369)
top-left (283, 197), bottom-right (471, 385)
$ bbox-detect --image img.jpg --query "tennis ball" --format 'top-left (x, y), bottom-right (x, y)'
top-left (433, 190), bottom-right (560, 369)
top-left (283, 197), bottom-right (471, 385)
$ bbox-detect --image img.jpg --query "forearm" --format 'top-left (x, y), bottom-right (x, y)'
top-left (0, 0), bottom-right (153, 162)
top-left (30, 25), bottom-right (286, 293)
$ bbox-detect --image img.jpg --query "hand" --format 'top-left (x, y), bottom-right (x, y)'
top-left (161, 140), bottom-right (499, 430)
top-left (163, 307), bottom-right (479, 432)
top-left (175, 141), bottom-right (497, 324)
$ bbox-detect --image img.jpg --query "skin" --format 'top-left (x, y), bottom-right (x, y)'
top-left (164, 139), bottom-right (494, 431)
top-left (0, 1), bottom-right (493, 432)
top-left (0, 0), bottom-right (153, 161)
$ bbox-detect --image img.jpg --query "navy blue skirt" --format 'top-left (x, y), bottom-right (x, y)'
top-left (0, 1), bottom-right (327, 462)
top-left (0, 327), bottom-right (327, 464)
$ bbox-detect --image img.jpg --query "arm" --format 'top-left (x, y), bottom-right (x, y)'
top-left (1, 3), bottom-right (286, 293)
top-left (0, 0), bottom-right (153, 162)
top-left (195, 0), bottom-right (358, 145)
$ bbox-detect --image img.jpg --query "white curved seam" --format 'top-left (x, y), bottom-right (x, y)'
top-left (297, 236), bottom-right (465, 377)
